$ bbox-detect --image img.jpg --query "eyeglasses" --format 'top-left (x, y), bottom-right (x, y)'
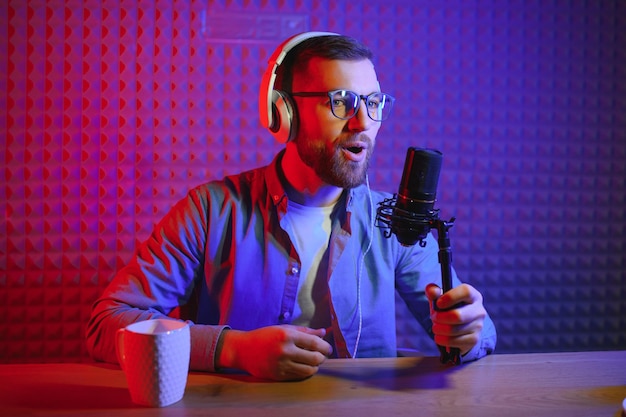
top-left (290, 89), bottom-right (395, 122)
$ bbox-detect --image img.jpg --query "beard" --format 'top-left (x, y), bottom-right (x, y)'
top-left (296, 134), bottom-right (374, 189)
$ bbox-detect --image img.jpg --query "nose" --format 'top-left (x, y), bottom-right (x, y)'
top-left (346, 99), bottom-right (375, 132)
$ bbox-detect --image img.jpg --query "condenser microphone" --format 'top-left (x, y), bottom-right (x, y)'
top-left (387, 147), bottom-right (443, 246)
top-left (393, 147), bottom-right (442, 246)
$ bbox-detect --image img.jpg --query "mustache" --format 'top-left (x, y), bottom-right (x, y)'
top-left (336, 133), bottom-right (374, 148)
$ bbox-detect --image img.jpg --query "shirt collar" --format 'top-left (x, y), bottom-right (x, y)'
top-left (265, 150), bottom-right (289, 209)
top-left (264, 149), bottom-right (368, 216)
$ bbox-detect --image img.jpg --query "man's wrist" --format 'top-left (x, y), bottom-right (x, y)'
top-left (215, 328), bottom-right (240, 370)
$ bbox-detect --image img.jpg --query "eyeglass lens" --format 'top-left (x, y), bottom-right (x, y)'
top-left (329, 90), bottom-right (394, 121)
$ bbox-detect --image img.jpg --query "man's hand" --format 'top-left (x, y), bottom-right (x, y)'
top-left (216, 325), bottom-right (333, 381)
top-left (425, 283), bottom-right (487, 355)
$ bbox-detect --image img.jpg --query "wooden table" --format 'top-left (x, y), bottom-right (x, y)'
top-left (1, 351), bottom-right (625, 417)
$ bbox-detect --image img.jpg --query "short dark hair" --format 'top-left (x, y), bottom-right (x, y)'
top-left (276, 34), bottom-right (374, 92)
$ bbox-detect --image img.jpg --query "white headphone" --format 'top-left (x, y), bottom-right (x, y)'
top-left (258, 31), bottom-right (339, 144)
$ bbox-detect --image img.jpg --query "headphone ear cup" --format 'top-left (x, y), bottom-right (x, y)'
top-left (260, 32), bottom-right (338, 143)
top-left (270, 90), bottom-right (297, 144)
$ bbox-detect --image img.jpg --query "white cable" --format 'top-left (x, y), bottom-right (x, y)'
top-left (352, 174), bottom-right (374, 358)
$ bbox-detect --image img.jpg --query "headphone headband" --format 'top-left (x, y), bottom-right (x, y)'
top-left (259, 31), bottom-right (339, 142)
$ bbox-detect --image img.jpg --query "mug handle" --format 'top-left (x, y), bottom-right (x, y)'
top-left (116, 328), bottom-right (127, 370)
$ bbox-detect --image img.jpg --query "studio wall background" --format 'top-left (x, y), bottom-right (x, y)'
top-left (2, 0), bottom-right (625, 363)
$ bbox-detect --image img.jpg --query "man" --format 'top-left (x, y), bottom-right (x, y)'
top-left (86, 32), bottom-right (496, 381)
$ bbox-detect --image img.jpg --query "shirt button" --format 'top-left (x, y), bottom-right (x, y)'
top-left (291, 267), bottom-right (299, 275)
top-left (282, 312), bottom-right (291, 320)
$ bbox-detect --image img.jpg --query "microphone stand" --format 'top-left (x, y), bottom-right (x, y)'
top-left (431, 217), bottom-right (462, 365)
top-left (375, 195), bottom-right (463, 365)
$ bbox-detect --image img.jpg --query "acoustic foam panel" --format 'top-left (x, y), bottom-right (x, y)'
top-left (1, 0), bottom-right (625, 363)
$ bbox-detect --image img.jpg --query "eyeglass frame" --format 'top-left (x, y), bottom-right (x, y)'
top-left (289, 89), bottom-right (395, 122)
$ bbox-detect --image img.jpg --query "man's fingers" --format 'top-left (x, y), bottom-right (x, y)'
top-left (428, 283), bottom-right (483, 310)
top-left (425, 283), bottom-right (442, 302)
top-left (275, 360), bottom-right (321, 381)
top-left (293, 326), bottom-right (327, 338)
top-left (432, 319), bottom-right (483, 336)
top-left (290, 346), bottom-right (328, 367)
top-left (292, 328), bottom-right (333, 357)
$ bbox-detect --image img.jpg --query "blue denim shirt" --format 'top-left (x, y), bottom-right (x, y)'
top-left (87, 151), bottom-right (496, 371)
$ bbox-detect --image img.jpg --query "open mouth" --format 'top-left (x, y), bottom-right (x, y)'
top-left (341, 142), bottom-right (368, 162)
top-left (346, 146), bottom-right (364, 154)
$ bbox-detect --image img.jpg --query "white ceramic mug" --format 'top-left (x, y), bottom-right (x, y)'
top-left (116, 318), bottom-right (190, 407)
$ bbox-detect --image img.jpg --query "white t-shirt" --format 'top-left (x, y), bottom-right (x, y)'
top-left (281, 200), bottom-right (334, 329)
